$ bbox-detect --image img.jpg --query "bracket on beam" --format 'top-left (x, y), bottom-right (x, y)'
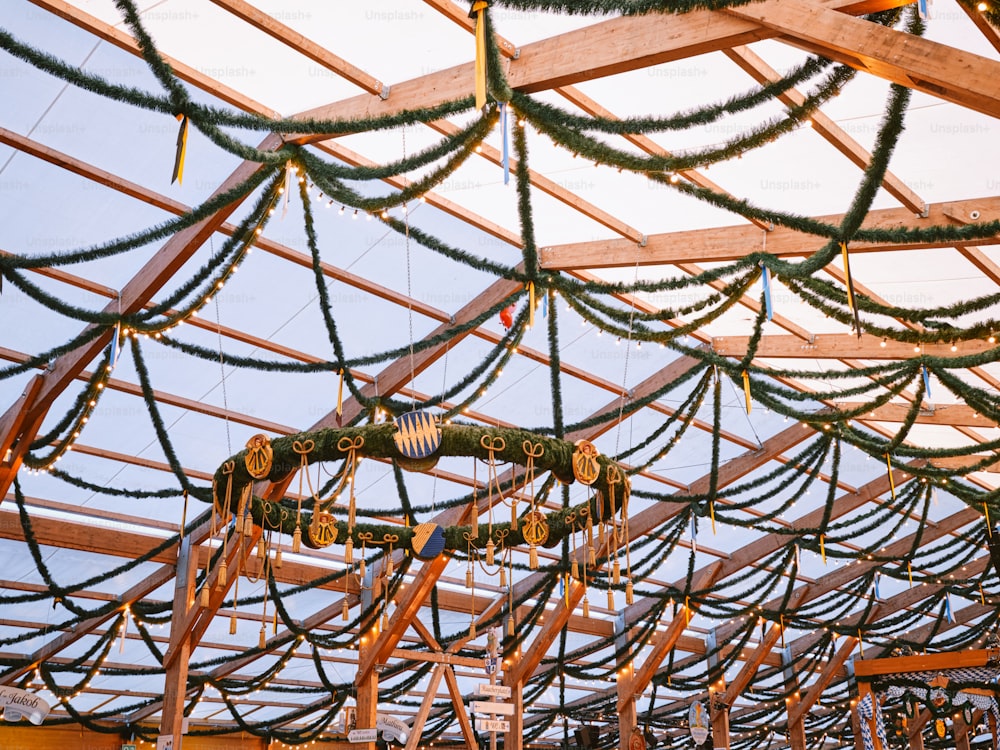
top-left (379, 83), bottom-right (391, 100)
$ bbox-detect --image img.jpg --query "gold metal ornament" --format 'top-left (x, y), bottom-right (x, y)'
top-left (572, 439), bottom-right (601, 485)
top-left (308, 509), bottom-right (338, 547)
top-left (521, 510), bottom-right (550, 547)
top-left (244, 433), bottom-right (273, 479)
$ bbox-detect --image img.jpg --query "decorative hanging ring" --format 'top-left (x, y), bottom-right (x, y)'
top-left (209, 422), bottom-right (626, 558)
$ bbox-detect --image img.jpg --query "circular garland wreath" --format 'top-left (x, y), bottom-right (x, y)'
top-left (209, 419), bottom-right (629, 558)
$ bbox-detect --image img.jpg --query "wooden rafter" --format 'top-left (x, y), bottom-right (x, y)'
top-left (727, 0), bottom-right (1000, 118)
top-left (712, 333), bottom-right (998, 359)
top-left (539, 196), bottom-right (1000, 271)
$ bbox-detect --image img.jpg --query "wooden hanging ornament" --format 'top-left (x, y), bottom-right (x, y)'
top-left (244, 433), bottom-right (273, 479)
top-left (572, 440), bottom-right (601, 485)
top-left (393, 410), bottom-right (442, 471)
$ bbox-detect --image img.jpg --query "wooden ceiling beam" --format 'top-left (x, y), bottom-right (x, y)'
top-left (539, 196), bottom-right (1000, 271)
top-left (834, 402), bottom-right (995, 427)
top-left (727, 0), bottom-right (1000, 118)
top-left (711, 332), bottom-right (996, 359)
top-left (291, 0), bottom-right (909, 130)
top-left (958, 1), bottom-right (1000, 56)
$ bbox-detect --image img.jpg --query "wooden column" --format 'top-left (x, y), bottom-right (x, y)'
top-left (706, 629), bottom-right (729, 750)
top-left (954, 712), bottom-right (972, 750)
top-left (780, 647), bottom-right (806, 750)
top-left (159, 533), bottom-right (199, 747)
top-left (856, 681), bottom-right (883, 750)
top-left (615, 612), bottom-right (639, 750)
top-left (355, 563), bottom-right (383, 750)
top-left (849, 701), bottom-right (866, 750)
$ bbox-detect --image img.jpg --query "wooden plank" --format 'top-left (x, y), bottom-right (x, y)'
top-left (159, 535), bottom-right (199, 741)
top-left (853, 648), bottom-right (996, 678)
top-left (712, 333), bottom-right (996, 359)
top-left (403, 664), bottom-right (447, 750)
top-left (0, 375), bottom-right (44, 503)
top-left (539, 196), bottom-right (1000, 271)
top-left (727, 0), bottom-right (1000, 118)
top-left (443, 664), bottom-right (478, 750)
top-left (723, 44), bottom-right (924, 214)
top-left (835, 402), bottom-right (995, 427)
top-left (292, 0), bottom-right (907, 128)
top-left (958, 1), bottom-right (1000, 56)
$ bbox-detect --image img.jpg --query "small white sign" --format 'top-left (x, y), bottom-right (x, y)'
top-left (471, 701), bottom-right (515, 716)
top-left (348, 729), bottom-right (378, 743)
top-left (156, 737), bottom-right (174, 750)
top-left (689, 702), bottom-right (709, 745)
top-left (477, 683), bottom-right (512, 699)
top-left (0, 687), bottom-right (51, 725)
top-left (377, 714), bottom-right (410, 745)
top-left (476, 718), bottom-right (510, 733)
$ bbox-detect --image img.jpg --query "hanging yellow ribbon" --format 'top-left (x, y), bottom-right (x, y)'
top-left (709, 498), bottom-right (716, 535)
top-left (907, 560), bottom-right (913, 588)
top-left (858, 628), bottom-right (865, 657)
top-left (885, 452), bottom-right (896, 501)
top-left (471, 1), bottom-right (489, 111)
top-left (528, 281), bottom-right (536, 329)
top-left (820, 533), bottom-right (826, 565)
top-left (840, 241), bottom-right (862, 338)
top-left (336, 368), bottom-right (344, 425)
top-left (986, 502), bottom-right (992, 537)
top-left (742, 369), bottom-right (752, 414)
top-left (171, 114), bottom-right (189, 185)
top-left (779, 614), bottom-right (785, 648)
top-left (840, 242), bottom-right (854, 311)
top-left (684, 596), bottom-right (691, 626)
top-left (980, 583), bottom-right (986, 606)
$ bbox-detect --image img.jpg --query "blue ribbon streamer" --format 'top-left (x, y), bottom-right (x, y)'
top-left (760, 262), bottom-right (773, 322)
top-left (690, 516), bottom-right (697, 554)
top-left (109, 323), bottom-right (121, 369)
top-left (874, 571), bottom-right (881, 601)
top-left (945, 592), bottom-right (954, 622)
top-left (500, 102), bottom-right (510, 186)
top-left (922, 364), bottom-right (932, 401)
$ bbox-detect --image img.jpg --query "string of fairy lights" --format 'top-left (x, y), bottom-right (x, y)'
top-left (2, 0), bottom-right (1000, 747)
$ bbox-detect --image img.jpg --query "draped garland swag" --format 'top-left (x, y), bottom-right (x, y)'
top-left (2, 1), bottom-right (1000, 748)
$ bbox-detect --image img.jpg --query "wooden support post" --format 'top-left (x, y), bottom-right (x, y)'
top-left (355, 563), bottom-right (382, 750)
top-left (781, 647), bottom-right (806, 750)
top-left (906, 709), bottom-right (929, 750)
top-left (706, 629), bottom-right (730, 750)
top-left (615, 613), bottom-right (639, 750)
top-left (443, 665), bottom-right (477, 750)
top-left (0, 375), bottom-right (43, 504)
top-left (856, 681), bottom-right (884, 750)
top-left (849, 701), bottom-right (866, 750)
top-left (159, 533), bottom-right (199, 748)
top-left (954, 712), bottom-right (972, 750)
top-left (404, 664), bottom-right (446, 750)
top-left (501, 677), bottom-right (523, 750)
